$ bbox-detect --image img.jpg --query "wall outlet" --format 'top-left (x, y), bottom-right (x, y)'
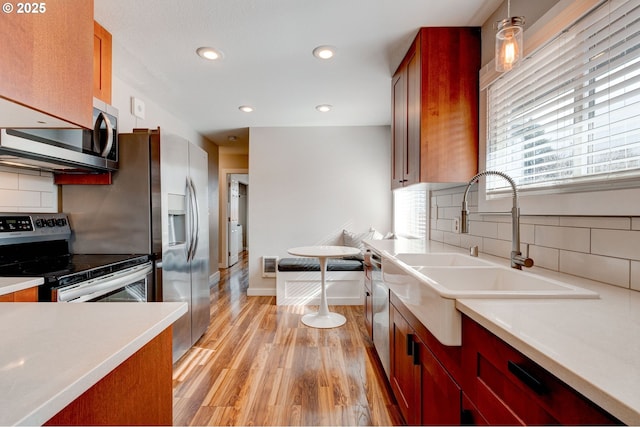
top-left (131, 96), bottom-right (146, 120)
top-left (453, 217), bottom-right (460, 233)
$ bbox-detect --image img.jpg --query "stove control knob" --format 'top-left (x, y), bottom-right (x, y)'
top-left (55, 218), bottom-right (67, 227)
top-left (35, 219), bottom-right (45, 228)
top-left (46, 219), bottom-right (55, 227)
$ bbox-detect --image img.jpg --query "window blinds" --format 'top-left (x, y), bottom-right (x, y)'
top-left (486, 0), bottom-right (640, 194)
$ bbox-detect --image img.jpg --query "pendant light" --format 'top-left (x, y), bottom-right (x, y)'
top-left (495, 0), bottom-right (525, 72)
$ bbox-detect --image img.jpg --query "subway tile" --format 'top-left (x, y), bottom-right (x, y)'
top-left (443, 206), bottom-right (460, 220)
top-left (520, 216), bottom-right (560, 226)
top-left (591, 229), bottom-right (640, 261)
top-left (430, 229), bottom-right (444, 242)
top-left (460, 234), bottom-right (483, 252)
top-left (468, 220), bottom-right (498, 239)
top-left (0, 189), bottom-right (40, 207)
top-left (497, 222), bottom-right (534, 243)
top-left (535, 225), bottom-right (590, 252)
top-left (19, 174), bottom-right (55, 192)
top-left (482, 238), bottom-right (511, 261)
top-left (560, 250), bottom-right (630, 288)
top-left (559, 216), bottom-right (630, 230)
top-left (443, 232), bottom-right (461, 247)
top-left (632, 218), bottom-right (640, 231)
top-left (40, 191), bottom-right (56, 209)
top-left (435, 194), bottom-right (452, 208)
top-left (529, 245), bottom-right (559, 271)
top-left (632, 261), bottom-right (640, 291)
top-left (0, 172), bottom-right (19, 189)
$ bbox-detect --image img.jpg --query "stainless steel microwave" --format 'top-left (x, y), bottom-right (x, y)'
top-left (0, 98), bottom-right (118, 172)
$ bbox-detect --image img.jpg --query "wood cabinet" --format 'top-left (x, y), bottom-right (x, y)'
top-left (390, 298), bottom-right (463, 425)
top-left (461, 315), bottom-right (621, 425)
top-left (0, 287), bottom-right (38, 302)
top-left (45, 327), bottom-right (173, 426)
top-left (391, 27), bottom-right (480, 188)
top-left (0, 0), bottom-right (94, 128)
top-left (93, 21), bottom-right (113, 104)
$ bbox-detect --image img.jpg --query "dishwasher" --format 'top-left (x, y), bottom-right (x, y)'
top-left (366, 250), bottom-right (390, 378)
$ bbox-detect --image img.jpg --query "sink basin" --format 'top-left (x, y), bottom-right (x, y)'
top-left (383, 255), bottom-right (599, 347)
top-left (394, 252), bottom-right (494, 267)
top-left (414, 266), bottom-right (599, 299)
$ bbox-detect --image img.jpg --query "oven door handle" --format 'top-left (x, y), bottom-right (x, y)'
top-left (57, 262), bottom-right (152, 303)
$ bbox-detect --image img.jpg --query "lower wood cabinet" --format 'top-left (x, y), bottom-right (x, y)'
top-left (390, 302), bottom-right (462, 425)
top-left (0, 287), bottom-right (38, 302)
top-left (386, 296), bottom-right (622, 426)
top-left (461, 315), bottom-right (621, 425)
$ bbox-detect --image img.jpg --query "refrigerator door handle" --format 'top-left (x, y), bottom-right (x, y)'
top-left (185, 177), bottom-right (195, 262)
top-left (189, 177), bottom-right (200, 258)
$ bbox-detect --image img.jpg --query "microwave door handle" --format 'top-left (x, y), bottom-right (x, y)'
top-left (93, 112), bottom-right (114, 157)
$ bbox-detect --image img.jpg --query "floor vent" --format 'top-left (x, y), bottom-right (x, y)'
top-left (262, 256), bottom-right (278, 277)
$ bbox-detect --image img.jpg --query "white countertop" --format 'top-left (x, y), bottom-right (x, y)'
top-left (365, 238), bottom-right (640, 426)
top-left (0, 277), bottom-right (43, 296)
top-left (0, 302), bottom-right (187, 426)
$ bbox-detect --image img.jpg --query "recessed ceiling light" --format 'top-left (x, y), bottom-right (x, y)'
top-left (196, 47), bottom-right (223, 61)
top-left (315, 104), bottom-right (332, 112)
top-left (238, 105), bottom-right (254, 113)
top-left (312, 45), bottom-right (336, 60)
top-left (227, 135), bottom-right (237, 142)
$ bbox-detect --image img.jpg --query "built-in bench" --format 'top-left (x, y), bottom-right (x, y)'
top-left (276, 257), bottom-right (364, 306)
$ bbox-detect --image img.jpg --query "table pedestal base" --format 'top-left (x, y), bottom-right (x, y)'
top-left (301, 312), bottom-right (346, 328)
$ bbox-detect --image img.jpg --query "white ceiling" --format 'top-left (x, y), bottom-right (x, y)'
top-left (94, 0), bottom-right (500, 147)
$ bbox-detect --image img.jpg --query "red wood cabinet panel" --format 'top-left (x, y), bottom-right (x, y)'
top-left (390, 304), bottom-right (421, 424)
top-left (390, 27), bottom-right (480, 188)
top-left (462, 315), bottom-right (621, 426)
top-left (0, 0), bottom-right (93, 128)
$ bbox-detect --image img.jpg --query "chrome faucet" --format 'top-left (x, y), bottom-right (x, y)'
top-left (461, 170), bottom-right (533, 270)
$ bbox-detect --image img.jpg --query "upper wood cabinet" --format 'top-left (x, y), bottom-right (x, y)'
top-left (391, 27), bottom-right (480, 188)
top-left (93, 21), bottom-right (113, 104)
top-left (0, 0), bottom-right (94, 128)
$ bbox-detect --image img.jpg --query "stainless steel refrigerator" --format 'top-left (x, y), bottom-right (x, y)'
top-left (62, 128), bottom-right (210, 362)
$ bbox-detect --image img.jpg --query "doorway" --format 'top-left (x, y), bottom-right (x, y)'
top-left (225, 173), bottom-right (248, 268)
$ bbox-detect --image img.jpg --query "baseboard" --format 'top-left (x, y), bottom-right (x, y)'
top-left (209, 271), bottom-right (220, 286)
top-left (246, 287), bottom-right (277, 297)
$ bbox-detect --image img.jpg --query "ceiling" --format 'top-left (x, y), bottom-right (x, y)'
top-left (94, 0), bottom-right (501, 148)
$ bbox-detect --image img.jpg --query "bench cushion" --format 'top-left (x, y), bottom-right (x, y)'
top-left (277, 257), bottom-right (363, 272)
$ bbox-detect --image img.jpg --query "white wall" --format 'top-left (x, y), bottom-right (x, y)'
top-left (248, 126), bottom-right (392, 295)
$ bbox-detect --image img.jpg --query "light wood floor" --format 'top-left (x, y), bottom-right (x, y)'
top-left (172, 252), bottom-right (402, 426)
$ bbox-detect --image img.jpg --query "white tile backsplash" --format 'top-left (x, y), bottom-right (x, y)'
top-left (428, 184), bottom-right (640, 291)
top-left (0, 168), bottom-right (57, 212)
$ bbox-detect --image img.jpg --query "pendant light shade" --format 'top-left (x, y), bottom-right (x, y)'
top-left (495, 1), bottom-right (525, 73)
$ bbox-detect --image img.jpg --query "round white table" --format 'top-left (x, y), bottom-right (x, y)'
top-left (287, 245), bottom-right (361, 328)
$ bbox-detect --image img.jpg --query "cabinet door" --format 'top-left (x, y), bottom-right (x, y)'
top-left (0, 0), bottom-right (93, 128)
top-left (462, 316), bottom-right (621, 425)
top-left (390, 305), bottom-right (420, 424)
top-left (405, 42), bottom-right (420, 186)
top-left (0, 287), bottom-right (38, 302)
top-left (391, 71), bottom-right (407, 189)
top-left (419, 336), bottom-right (461, 425)
top-left (94, 21), bottom-right (113, 104)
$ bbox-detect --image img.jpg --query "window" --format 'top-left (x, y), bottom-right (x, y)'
top-left (486, 0), bottom-right (640, 195)
top-left (393, 184), bottom-right (427, 239)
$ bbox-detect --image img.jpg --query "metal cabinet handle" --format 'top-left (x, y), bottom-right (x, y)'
top-left (412, 340), bottom-right (420, 366)
top-left (406, 333), bottom-right (414, 356)
top-left (508, 361), bottom-right (548, 395)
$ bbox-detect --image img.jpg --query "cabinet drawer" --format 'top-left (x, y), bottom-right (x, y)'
top-left (462, 316), bottom-right (621, 425)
